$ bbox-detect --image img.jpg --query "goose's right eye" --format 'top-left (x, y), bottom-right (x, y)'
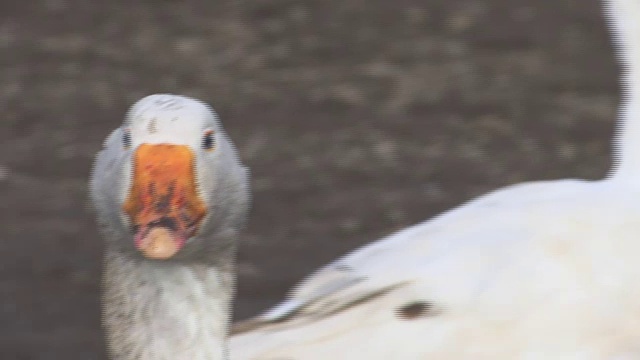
top-left (202, 129), bottom-right (216, 151)
top-left (122, 129), bottom-right (132, 149)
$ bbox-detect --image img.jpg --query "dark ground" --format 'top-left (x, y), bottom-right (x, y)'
top-left (0, 0), bottom-right (620, 358)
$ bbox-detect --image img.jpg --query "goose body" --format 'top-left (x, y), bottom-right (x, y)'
top-left (91, 94), bottom-right (249, 360)
top-left (230, 1), bottom-right (640, 358)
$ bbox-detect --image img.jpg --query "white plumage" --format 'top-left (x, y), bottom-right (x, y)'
top-left (230, 1), bottom-right (640, 358)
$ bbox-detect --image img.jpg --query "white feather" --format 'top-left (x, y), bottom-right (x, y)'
top-left (230, 1), bottom-right (640, 359)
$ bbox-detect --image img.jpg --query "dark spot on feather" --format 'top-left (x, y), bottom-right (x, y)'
top-left (396, 301), bottom-right (433, 320)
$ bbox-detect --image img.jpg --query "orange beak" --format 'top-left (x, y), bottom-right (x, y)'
top-left (122, 144), bottom-right (207, 260)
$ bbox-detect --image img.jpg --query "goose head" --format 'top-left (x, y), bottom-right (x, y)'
top-left (91, 94), bottom-right (249, 262)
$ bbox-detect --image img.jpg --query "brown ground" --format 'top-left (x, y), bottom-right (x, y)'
top-left (0, 0), bottom-right (619, 358)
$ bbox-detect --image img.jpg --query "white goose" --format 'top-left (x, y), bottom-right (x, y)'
top-left (90, 94), bottom-right (249, 360)
top-left (230, 0), bottom-right (640, 358)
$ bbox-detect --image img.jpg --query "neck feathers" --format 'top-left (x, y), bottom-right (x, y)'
top-left (103, 250), bottom-right (234, 360)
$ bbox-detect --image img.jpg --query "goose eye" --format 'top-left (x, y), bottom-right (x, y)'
top-left (122, 129), bottom-right (132, 149)
top-left (202, 130), bottom-right (215, 151)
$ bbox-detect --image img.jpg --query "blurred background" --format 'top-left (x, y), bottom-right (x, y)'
top-left (0, 0), bottom-right (619, 358)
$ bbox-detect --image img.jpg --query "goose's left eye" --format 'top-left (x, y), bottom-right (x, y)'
top-left (202, 130), bottom-right (215, 151)
top-left (122, 129), bottom-right (132, 149)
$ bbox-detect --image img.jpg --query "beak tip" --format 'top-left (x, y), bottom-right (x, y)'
top-left (137, 227), bottom-right (183, 260)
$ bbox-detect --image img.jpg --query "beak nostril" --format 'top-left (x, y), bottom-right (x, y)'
top-left (148, 182), bottom-right (156, 197)
top-left (168, 180), bottom-right (176, 198)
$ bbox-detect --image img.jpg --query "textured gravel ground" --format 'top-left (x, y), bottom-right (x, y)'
top-left (0, 0), bottom-right (619, 358)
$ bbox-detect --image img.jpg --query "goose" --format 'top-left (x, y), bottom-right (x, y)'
top-left (90, 94), bottom-right (250, 360)
top-left (230, 0), bottom-right (640, 358)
